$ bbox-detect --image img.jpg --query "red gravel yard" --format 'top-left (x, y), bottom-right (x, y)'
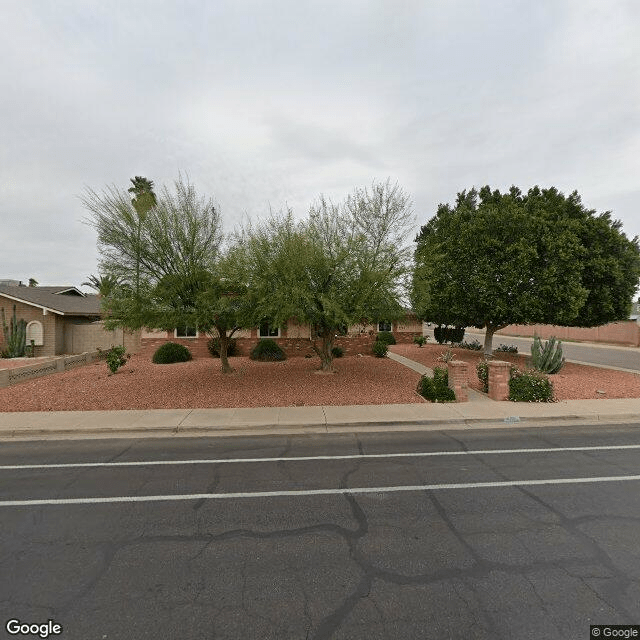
top-left (0, 354), bottom-right (424, 412)
top-left (390, 343), bottom-right (640, 400)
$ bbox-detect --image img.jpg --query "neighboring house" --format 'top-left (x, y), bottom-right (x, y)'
top-left (0, 281), bottom-right (139, 357)
top-left (140, 311), bottom-right (423, 358)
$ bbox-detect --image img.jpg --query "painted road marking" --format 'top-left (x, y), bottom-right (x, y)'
top-left (2, 474), bottom-right (640, 507)
top-left (2, 444), bottom-right (640, 471)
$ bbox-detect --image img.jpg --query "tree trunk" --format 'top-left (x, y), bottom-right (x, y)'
top-left (218, 331), bottom-right (234, 374)
top-left (483, 323), bottom-right (506, 357)
top-left (483, 325), bottom-right (496, 358)
top-left (315, 329), bottom-right (336, 372)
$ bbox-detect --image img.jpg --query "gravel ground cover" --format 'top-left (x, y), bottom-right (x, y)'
top-left (0, 354), bottom-right (424, 412)
top-left (390, 343), bottom-right (640, 400)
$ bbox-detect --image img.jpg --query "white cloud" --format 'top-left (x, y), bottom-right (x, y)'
top-left (1, 0), bottom-right (638, 287)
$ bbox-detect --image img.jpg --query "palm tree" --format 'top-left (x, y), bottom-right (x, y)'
top-left (127, 176), bottom-right (157, 300)
top-left (82, 274), bottom-right (121, 298)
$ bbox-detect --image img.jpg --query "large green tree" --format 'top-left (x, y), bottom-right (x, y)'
top-left (412, 186), bottom-right (640, 356)
top-left (83, 175), bottom-right (248, 372)
top-left (240, 180), bottom-right (415, 372)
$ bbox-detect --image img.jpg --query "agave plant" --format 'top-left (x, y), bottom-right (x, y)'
top-left (530, 335), bottom-right (565, 374)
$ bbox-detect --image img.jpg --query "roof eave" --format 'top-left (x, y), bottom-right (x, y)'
top-left (0, 292), bottom-right (65, 315)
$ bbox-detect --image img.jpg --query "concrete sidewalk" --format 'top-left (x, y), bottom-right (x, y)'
top-left (0, 398), bottom-right (639, 440)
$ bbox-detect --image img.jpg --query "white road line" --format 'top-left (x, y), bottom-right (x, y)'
top-left (2, 475), bottom-right (640, 507)
top-left (2, 444), bottom-right (640, 471)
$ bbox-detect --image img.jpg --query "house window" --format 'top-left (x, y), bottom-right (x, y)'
top-left (175, 325), bottom-right (198, 338)
top-left (26, 321), bottom-right (44, 346)
top-left (378, 321), bottom-right (392, 332)
top-left (259, 322), bottom-right (280, 338)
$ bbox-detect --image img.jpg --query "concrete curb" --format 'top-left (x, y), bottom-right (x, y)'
top-left (1, 413), bottom-right (638, 441)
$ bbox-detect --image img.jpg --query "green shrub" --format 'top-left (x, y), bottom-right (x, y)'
top-left (207, 337), bottom-right (238, 358)
top-left (250, 338), bottom-right (286, 361)
top-left (98, 345), bottom-right (129, 374)
top-left (530, 335), bottom-right (565, 373)
top-left (413, 335), bottom-right (428, 347)
top-left (152, 342), bottom-right (193, 364)
top-left (376, 331), bottom-right (396, 345)
top-left (416, 366), bottom-right (456, 402)
top-left (476, 360), bottom-right (489, 393)
top-left (331, 345), bottom-right (344, 358)
top-left (456, 338), bottom-right (482, 351)
top-left (372, 340), bottom-right (388, 357)
top-left (433, 325), bottom-right (465, 344)
top-left (509, 368), bottom-right (555, 402)
top-left (495, 343), bottom-right (518, 354)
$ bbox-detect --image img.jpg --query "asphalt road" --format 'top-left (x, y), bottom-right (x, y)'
top-left (438, 328), bottom-right (640, 372)
top-left (3, 425), bottom-right (640, 639)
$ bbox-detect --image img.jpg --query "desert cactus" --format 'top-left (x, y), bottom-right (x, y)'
top-left (1, 305), bottom-right (27, 358)
top-left (530, 335), bottom-right (565, 374)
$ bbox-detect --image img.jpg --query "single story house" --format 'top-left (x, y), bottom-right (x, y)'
top-left (0, 281), bottom-right (139, 357)
top-left (140, 312), bottom-right (423, 359)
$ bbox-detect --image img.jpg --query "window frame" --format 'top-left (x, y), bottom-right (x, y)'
top-left (378, 321), bottom-right (392, 332)
top-left (174, 325), bottom-right (198, 339)
top-left (258, 322), bottom-right (280, 338)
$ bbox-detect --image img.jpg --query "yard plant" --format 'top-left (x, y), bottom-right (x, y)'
top-left (509, 368), bottom-right (555, 402)
top-left (152, 342), bottom-right (192, 364)
top-left (1, 305), bottom-right (26, 358)
top-left (103, 345), bottom-right (129, 374)
top-left (250, 339), bottom-right (286, 361)
top-left (530, 335), bottom-right (565, 374)
top-left (412, 186), bottom-right (640, 356)
top-left (416, 367), bottom-right (456, 402)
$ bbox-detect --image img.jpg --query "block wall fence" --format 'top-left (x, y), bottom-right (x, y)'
top-left (494, 320), bottom-right (640, 347)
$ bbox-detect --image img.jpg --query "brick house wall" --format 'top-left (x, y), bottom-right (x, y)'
top-left (138, 315), bottom-right (422, 360)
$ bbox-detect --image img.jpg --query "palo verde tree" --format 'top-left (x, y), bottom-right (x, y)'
top-left (411, 186), bottom-right (640, 356)
top-left (83, 175), bottom-right (249, 373)
top-left (240, 179), bottom-right (415, 372)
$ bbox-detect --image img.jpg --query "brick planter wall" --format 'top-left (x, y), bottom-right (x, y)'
top-left (488, 360), bottom-right (512, 401)
top-left (447, 360), bottom-right (469, 402)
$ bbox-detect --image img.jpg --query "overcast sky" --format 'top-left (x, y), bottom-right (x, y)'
top-left (1, 0), bottom-right (639, 290)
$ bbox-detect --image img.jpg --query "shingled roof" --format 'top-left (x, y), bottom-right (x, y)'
top-left (0, 285), bottom-right (102, 316)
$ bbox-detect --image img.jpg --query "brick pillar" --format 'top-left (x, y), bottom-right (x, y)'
top-left (488, 360), bottom-right (511, 401)
top-left (447, 360), bottom-right (469, 402)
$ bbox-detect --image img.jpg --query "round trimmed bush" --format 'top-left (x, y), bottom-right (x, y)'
top-left (331, 345), bottom-right (344, 358)
top-left (207, 337), bottom-right (238, 358)
top-left (372, 340), bottom-right (388, 357)
top-left (250, 338), bottom-right (286, 361)
top-left (376, 331), bottom-right (396, 345)
top-left (152, 342), bottom-right (192, 364)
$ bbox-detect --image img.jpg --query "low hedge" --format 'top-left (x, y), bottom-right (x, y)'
top-left (152, 342), bottom-right (192, 364)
